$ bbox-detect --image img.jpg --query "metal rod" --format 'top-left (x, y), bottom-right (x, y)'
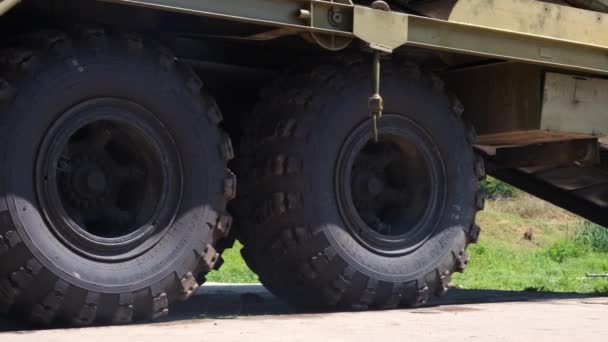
top-left (368, 51), bottom-right (384, 143)
top-left (373, 51), bottom-right (381, 96)
top-left (586, 274), bottom-right (608, 278)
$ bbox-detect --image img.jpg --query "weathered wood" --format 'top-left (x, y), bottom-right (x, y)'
top-left (477, 130), bottom-right (594, 146)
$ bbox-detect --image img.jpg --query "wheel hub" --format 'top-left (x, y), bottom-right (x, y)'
top-left (63, 155), bottom-right (113, 205)
top-left (36, 98), bottom-right (183, 261)
top-left (336, 115), bottom-right (446, 255)
top-left (86, 168), bottom-right (107, 194)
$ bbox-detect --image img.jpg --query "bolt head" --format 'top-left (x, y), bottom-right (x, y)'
top-left (332, 12), bottom-right (343, 23)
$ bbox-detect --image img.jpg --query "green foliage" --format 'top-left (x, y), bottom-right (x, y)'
top-left (452, 238), bottom-right (608, 294)
top-left (592, 283), bottom-right (608, 294)
top-left (481, 177), bottom-right (519, 199)
top-left (210, 203), bottom-right (608, 295)
top-left (453, 214), bottom-right (608, 293)
top-left (206, 242), bottom-right (258, 283)
top-left (535, 222), bottom-right (607, 263)
top-left (542, 239), bottom-right (588, 263)
top-left (575, 221), bottom-right (608, 253)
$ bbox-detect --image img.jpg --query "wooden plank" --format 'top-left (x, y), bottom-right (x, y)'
top-left (477, 130), bottom-right (594, 146)
top-left (443, 63), bottom-right (542, 135)
top-left (486, 139), bottom-right (598, 168)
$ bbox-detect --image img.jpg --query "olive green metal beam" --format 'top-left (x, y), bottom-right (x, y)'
top-left (329, 2), bottom-right (608, 75)
top-left (352, 6), bottom-right (608, 75)
top-left (98, 0), bottom-right (608, 75)
top-left (0, 0), bottom-right (21, 16)
top-left (401, 13), bottom-right (608, 75)
top-left (102, 0), bottom-right (354, 36)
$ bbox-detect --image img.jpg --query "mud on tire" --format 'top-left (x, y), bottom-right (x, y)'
top-left (236, 60), bottom-right (485, 310)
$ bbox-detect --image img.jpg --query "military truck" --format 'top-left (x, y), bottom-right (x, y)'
top-left (0, 0), bottom-right (606, 326)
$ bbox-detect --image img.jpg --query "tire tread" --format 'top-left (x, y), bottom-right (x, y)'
top-left (0, 28), bottom-right (235, 326)
top-left (236, 60), bottom-right (485, 310)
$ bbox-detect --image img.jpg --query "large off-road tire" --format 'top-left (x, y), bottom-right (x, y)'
top-left (0, 30), bottom-right (235, 326)
top-left (236, 60), bottom-right (485, 310)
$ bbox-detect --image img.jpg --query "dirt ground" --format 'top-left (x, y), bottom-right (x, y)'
top-left (1, 284), bottom-right (607, 342)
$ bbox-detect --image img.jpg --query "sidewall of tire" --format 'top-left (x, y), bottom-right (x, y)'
top-left (275, 70), bottom-right (475, 282)
top-left (2, 51), bottom-right (222, 293)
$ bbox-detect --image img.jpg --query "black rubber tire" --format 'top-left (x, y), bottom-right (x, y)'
top-left (0, 29), bottom-right (235, 326)
top-left (236, 60), bottom-right (485, 310)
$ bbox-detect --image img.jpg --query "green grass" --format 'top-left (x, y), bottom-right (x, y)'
top-left (208, 196), bottom-right (608, 293)
top-left (206, 241), bottom-right (258, 283)
top-left (481, 177), bottom-right (520, 199)
top-left (451, 235), bottom-right (608, 294)
top-left (576, 221), bottom-right (608, 253)
top-left (452, 199), bottom-right (608, 293)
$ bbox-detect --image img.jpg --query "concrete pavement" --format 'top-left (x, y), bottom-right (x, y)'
top-left (1, 284), bottom-right (607, 342)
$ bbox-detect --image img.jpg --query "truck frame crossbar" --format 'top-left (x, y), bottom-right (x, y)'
top-left (103, 0), bottom-right (355, 36)
top-left (95, 0), bottom-right (608, 76)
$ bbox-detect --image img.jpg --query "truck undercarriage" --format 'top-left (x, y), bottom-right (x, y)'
top-left (0, 0), bottom-right (606, 326)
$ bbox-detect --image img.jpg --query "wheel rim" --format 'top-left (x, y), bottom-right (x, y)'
top-left (336, 115), bottom-right (446, 256)
top-left (36, 98), bottom-right (183, 261)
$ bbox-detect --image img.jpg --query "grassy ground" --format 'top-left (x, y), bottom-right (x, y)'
top-left (206, 241), bottom-right (258, 283)
top-left (208, 194), bottom-right (608, 294)
top-left (452, 196), bottom-right (608, 293)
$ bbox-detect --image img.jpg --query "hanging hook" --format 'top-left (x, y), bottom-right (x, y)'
top-left (369, 50), bottom-right (384, 142)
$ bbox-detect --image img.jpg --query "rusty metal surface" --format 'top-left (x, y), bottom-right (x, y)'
top-left (535, 166), bottom-right (608, 191)
top-left (477, 130), bottom-right (594, 146)
top-left (490, 134), bottom-right (608, 228)
top-left (493, 167), bottom-right (608, 227)
top-left (573, 183), bottom-right (608, 207)
top-left (483, 139), bottom-right (599, 169)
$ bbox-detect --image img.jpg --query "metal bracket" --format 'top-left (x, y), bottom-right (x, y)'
top-left (306, 0), bottom-right (355, 51)
top-left (353, 2), bottom-right (408, 53)
top-left (101, 0), bottom-right (608, 75)
top-left (367, 1), bottom-right (389, 142)
top-left (369, 51), bottom-right (384, 142)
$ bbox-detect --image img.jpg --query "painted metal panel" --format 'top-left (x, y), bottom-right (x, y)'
top-left (0, 0), bottom-right (21, 15)
top-left (101, 0), bottom-right (354, 35)
top-left (542, 72), bottom-right (608, 135)
top-left (449, 0), bottom-right (608, 47)
top-left (401, 14), bottom-right (608, 75)
top-left (84, 1), bottom-right (608, 75)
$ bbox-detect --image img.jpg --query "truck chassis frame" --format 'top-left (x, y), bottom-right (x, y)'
top-left (85, 0), bottom-right (608, 76)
